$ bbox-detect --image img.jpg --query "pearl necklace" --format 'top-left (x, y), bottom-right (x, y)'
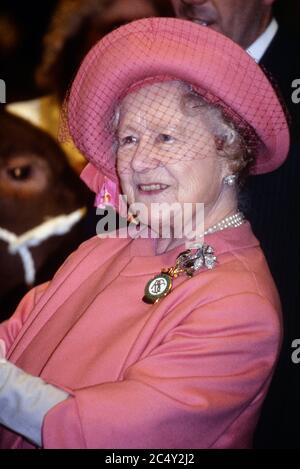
top-left (204, 211), bottom-right (244, 236)
top-left (188, 211), bottom-right (245, 250)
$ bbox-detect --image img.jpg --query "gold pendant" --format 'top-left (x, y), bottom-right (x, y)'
top-left (143, 273), bottom-right (173, 304)
top-left (142, 244), bottom-right (217, 305)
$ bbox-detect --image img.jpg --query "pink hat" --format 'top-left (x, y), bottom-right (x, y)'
top-left (64, 17), bottom-right (289, 203)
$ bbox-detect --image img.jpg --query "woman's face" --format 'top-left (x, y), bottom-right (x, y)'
top-left (117, 81), bottom-right (228, 232)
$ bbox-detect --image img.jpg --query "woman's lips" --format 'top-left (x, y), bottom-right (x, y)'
top-left (137, 183), bottom-right (170, 195)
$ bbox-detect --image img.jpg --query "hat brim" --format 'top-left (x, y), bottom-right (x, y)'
top-left (68, 18), bottom-right (289, 178)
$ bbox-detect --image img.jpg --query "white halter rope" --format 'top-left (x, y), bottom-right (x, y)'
top-left (0, 208), bottom-right (87, 285)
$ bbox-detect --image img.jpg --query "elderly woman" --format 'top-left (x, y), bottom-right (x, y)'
top-left (0, 18), bottom-right (289, 449)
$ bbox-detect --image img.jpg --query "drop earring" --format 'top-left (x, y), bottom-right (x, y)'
top-left (224, 174), bottom-right (236, 186)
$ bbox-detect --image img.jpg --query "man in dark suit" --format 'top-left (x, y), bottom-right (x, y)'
top-left (171, 0), bottom-right (300, 449)
top-left (246, 21), bottom-right (300, 451)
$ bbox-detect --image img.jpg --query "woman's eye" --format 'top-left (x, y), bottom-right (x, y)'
top-left (157, 134), bottom-right (174, 144)
top-left (119, 136), bottom-right (138, 146)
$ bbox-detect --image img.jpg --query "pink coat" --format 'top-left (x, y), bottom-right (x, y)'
top-left (0, 222), bottom-right (282, 449)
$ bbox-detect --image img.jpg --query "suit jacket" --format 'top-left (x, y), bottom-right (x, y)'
top-left (0, 223), bottom-right (281, 449)
top-left (245, 25), bottom-right (300, 449)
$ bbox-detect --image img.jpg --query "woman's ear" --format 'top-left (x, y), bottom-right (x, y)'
top-left (220, 156), bottom-right (233, 181)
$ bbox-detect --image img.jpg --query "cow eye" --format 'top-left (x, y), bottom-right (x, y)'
top-left (7, 165), bottom-right (32, 180)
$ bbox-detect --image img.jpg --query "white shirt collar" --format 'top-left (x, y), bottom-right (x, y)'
top-left (247, 18), bottom-right (278, 63)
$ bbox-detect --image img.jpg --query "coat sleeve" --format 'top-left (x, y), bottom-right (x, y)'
top-left (0, 283), bottom-right (49, 354)
top-left (42, 292), bottom-right (282, 449)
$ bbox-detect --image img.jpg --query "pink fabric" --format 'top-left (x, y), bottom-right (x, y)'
top-left (95, 176), bottom-right (118, 209)
top-left (80, 164), bottom-right (126, 214)
top-left (0, 223), bottom-right (282, 448)
top-left (80, 162), bottom-right (107, 194)
top-left (80, 162), bottom-right (118, 209)
top-left (0, 339), bottom-right (6, 359)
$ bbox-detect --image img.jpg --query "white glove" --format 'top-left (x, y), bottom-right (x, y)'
top-left (0, 358), bottom-right (69, 447)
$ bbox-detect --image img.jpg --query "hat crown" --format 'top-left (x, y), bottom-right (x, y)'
top-left (63, 17), bottom-right (289, 187)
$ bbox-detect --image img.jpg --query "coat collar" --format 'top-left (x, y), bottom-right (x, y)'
top-left (123, 221), bottom-right (259, 277)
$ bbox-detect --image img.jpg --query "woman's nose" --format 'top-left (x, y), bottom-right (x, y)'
top-left (130, 141), bottom-right (160, 172)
